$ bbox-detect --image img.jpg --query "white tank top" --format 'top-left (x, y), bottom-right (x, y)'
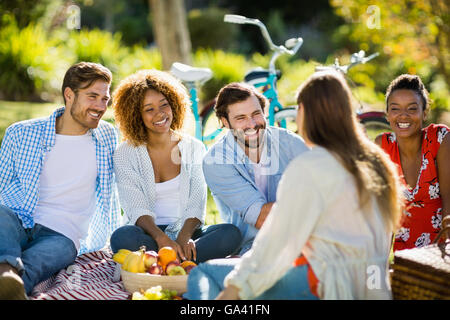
top-left (154, 174), bottom-right (181, 225)
top-left (34, 132), bottom-right (97, 250)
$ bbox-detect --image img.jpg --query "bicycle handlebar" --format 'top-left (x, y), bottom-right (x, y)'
top-left (315, 50), bottom-right (379, 74)
top-left (224, 14), bottom-right (303, 57)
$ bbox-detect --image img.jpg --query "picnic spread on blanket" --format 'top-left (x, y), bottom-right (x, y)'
top-left (30, 246), bottom-right (193, 300)
top-left (30, 249), bottom-right (129, 300)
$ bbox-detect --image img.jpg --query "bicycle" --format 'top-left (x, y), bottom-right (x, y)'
top-left (222, 15), bottom-right (391, 139)
top-left (222, 14), bottom-right (303, 129)
top-left (171, 16), bottom-right (303, 146)
top-left (314, 50), bottom-right (391, 139)
top-left (238, 49), bottom-right (392, 139)
top-left (170, 61), bottom-right (223, 145)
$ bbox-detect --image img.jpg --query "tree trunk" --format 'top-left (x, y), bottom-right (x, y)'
top-left (149, 0), bottom-right (192, 70)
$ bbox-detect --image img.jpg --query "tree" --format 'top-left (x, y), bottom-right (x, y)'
top-left (330, 0), bottom-right (449, 89)
top-left (149, 0), bottom-right (192, 70)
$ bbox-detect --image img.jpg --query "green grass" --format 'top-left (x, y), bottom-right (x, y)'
top-left (0, 100), bottom-right (58, 142)
top-left (0, 100), bottom-right (118, 142)
top-left (205, 188), bottom-right (222, 225)
top-left (0, 100), bottom-right (220, 224)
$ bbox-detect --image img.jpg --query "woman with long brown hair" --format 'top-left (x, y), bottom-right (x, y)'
top-left (185, 71), bottom-right (404, 300)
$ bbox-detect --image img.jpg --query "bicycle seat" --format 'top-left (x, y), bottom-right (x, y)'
top-left (244, 68), bottom-right (282, 85)
top-left (170, 62), bottom-right (213, 83)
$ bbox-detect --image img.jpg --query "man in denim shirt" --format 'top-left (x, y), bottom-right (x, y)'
top-left (203, 83), bottom-right (309, 254)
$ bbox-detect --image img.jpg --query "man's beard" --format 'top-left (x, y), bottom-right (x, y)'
top-left (70, 95), bottom-right (101, 130)
top-left (230, 122), bottom-right (266, 149)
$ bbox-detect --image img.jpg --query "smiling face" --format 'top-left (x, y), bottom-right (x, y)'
top-left (65, 79), bottom-right (110, 132)
top-left (386, 89), bottom-right (427, 138)
top-left (221, 95), bottom-right (266, 149)
top-left (141, 89), bottom-right (173, 135)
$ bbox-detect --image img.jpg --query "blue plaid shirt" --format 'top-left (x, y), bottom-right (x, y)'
top-left (0, 107), bottom-right (122, 254)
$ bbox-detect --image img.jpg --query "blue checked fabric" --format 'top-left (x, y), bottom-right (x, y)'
top-left (0, 107), bottom-right (122, 254)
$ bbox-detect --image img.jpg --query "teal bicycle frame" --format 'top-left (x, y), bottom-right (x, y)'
top-left (225, 14), bottom-right (303, 128)
top-left (186, 84), bottom-right (202, 141)
top-left (170, 62), bottom-right (223, 144)
top-left (248, 72), bottom-right (286, 127)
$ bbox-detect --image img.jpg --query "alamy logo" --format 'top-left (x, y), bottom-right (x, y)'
top-left (366, 265), bottom-right (390, 290)
top-left (66, 5), bottom-right (81, 30)
top-left (366, 5), bottom-right (381, 30)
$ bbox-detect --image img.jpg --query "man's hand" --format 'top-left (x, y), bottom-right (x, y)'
top-left (255, 202), bottom-right (274, 229)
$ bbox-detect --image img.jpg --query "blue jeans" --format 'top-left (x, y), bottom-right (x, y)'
top-left (184, 258), bottom-right (319, 300)
top-left (0, 205), bottom-right (78, 295)
top-left (110, 223), bottom-right (242, 264)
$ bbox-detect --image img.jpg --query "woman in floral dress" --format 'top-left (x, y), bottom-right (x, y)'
top-left (375, 74), bottom-right (450, 251)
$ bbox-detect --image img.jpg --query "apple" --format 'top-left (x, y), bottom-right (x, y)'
top-left (143, 250), bottom-right (158, 269)
top-left (165, 260), bottom-right (180, 275)
top-left (167, 266), bottom-right (186, 276)
top-left (183, 264), bottom-right (196, 274)
top-left (147, 262), bottom-right (163, 275)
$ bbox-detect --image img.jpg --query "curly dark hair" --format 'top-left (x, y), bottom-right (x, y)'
top-left (112, 69), bottom-right (191, 146)
top-left (385, 74), bottom-right (430, 112)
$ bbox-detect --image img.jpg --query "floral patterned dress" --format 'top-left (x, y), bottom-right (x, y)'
top-left (381, 124), bottom-right (449, 251)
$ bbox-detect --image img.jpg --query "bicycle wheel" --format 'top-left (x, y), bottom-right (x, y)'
top-left (359, 114), bottom-right (392, 141)
top-left (273, 107), bottom-right (298, 133)
top-left (201, 100), bottom-right (227, 147)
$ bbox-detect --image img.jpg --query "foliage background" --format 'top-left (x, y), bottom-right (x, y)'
top-left (1, 0), bottom-right (448, 137)
top-left (0, 0), bottom-right (448, 223)
top-left (1, 1), bottom-right (448, 108)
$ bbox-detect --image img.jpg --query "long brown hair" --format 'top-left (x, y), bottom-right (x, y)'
top-left (296, 71), bottom-right (403, 230)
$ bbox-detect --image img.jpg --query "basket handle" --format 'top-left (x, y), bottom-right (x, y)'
top-left (432, 226), bottom-right (450, 259)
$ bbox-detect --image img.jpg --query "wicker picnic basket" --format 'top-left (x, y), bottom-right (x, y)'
top-left (391, 227), bottom-right (450, 300)
top-left (120, 267), bottom-right (188, 294)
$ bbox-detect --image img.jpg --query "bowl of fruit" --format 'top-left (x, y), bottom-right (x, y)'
top-left (113, 246), bottom-right (197, 295)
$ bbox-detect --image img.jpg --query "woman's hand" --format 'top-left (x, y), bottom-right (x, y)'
top-left (442, 215), bottom-right (450, 241)
top-left (175, 218), bottom-right (202, 261)
top-left (216, 285), bottom-right (241, 300)
top-left (136, 216), bottom-right (186, 259)
top-left (155, 233), bottom-right (186, 261)
top-left (176, 235), bottom-right (196, 261)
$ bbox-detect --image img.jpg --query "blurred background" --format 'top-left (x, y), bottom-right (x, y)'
top-left (1, 0), bottom-right (449, 143)
top-left (1, 0), bottom-right (448, 225)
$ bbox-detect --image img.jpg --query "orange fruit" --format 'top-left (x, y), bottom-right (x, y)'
top-left (158, 246), bottom-right (177, 267)
top-left (180, 260), bottom-right (197, 269)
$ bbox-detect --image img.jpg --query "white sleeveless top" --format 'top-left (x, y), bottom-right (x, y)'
top-left (154, 174), bottom-right (181, 225)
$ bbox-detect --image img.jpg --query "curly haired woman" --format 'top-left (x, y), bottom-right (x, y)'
top-left (110, 69), bottom-right (241, 263)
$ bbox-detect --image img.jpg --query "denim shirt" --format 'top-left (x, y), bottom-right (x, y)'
top-left (203, 126), bottom-right (309, 254)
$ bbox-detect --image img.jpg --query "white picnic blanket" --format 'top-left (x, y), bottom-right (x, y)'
top-left (30, 248), bottom-right (130, 300)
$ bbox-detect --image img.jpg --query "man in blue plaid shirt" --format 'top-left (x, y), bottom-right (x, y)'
top-left (0, 62), bottom-right (122, 299)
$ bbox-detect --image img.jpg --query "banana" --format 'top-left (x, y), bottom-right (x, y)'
top-left (113, 249), bottom-right (132, 264)
top-left (122, 247), bottom-right (146, 273)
